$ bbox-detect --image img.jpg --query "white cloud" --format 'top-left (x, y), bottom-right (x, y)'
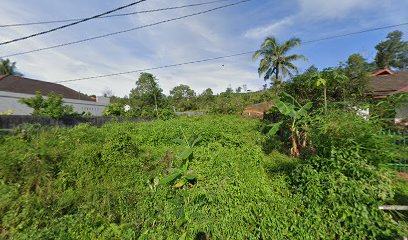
top-left (0, 0), bottom-right (263, 97)
top-left (243, 0), bottom-right (393, 40)
top-left (244, 17), bottom-right (293, 39)
top-left (297, 0), bottom-right (375, 20)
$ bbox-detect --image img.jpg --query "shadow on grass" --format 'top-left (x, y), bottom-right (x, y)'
top-left (263, 150), bottom-right (300, 176)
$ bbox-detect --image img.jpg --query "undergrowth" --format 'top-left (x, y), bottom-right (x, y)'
top-left (0, 115), bottom-right (405, 239)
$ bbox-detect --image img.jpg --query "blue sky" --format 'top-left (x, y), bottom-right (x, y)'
top-left (0, 0), bottom-right (407, 97)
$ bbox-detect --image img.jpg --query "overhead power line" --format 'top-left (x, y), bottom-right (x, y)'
top-left (0, 0), bottom-right (233, 28)
top-left (56, 51), bottom-right (255, 83)
top-left (55, 22), bottom-right (408, 84)
top-left (0, 0), bottom-right (147, 46)
top-left (1, 0), bottom-right (251, 58)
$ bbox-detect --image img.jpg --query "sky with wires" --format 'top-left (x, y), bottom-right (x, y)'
top-left (0, 0), bottom-right (407, 97)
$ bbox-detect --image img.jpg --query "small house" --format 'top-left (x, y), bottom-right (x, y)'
top-left (0, 75), bottom-right (110, 116)
top-left (242, 101), bottom-right (274, 118)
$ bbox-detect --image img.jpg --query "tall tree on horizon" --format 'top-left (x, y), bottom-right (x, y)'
top-left (252, 37), bottom-right (306, 89)
top-left (375, 31), bottom-right (408, 70)
top-left (0, 58), bottom-right (22, 76)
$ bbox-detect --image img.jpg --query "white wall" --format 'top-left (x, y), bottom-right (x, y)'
top-left (395, 105), bottom-right (408, 124)
top-left (0, 91), bottom-right (109, 116)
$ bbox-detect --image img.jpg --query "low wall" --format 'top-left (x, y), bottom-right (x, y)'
top-left (0, 115), bottom-right (149, 129)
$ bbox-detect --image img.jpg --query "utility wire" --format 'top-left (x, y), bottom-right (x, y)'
top-left (55, 22), bottom-right (408, 83)
top-left (56, 51), bottom-right (255, 83)
top-left (1, 0), bottom-right (251, 58)
top-left (0, 0), bottom-right (233, 28)
top-left (0, 0), bottom-right (147, 46)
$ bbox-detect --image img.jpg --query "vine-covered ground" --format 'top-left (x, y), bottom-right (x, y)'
top-left (0, 115), bottom-right (406, 239)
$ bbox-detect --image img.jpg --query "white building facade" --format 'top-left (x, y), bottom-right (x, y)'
top-left (0, 75), bottom-right (110, 116)
top-left (0, 91), bottom-right (109, 116)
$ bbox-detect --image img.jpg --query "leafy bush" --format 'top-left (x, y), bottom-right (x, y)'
top-left (309, 109), bottom-right (402, 164)
top-left (290, 147), bottom-right (401, 239)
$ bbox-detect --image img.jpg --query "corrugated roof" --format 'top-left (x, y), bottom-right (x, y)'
top-left (367, 70), bottom-right (408, 97)
top-left (0, 75), bottom-right (95, 102)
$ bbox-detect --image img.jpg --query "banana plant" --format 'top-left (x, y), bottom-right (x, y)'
top-left (272, 92), bottom-right (312, 157)
top-left (160, 128), bottom-right (201, 189)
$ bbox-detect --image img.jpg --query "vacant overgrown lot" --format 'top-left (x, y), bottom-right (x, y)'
top-left (0, 115), bottom-right (406, 239)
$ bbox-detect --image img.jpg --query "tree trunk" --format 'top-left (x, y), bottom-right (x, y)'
top-left (275, 65), bottom-right (280, 94)
top-left (153, 92), bottom-right (158, 120)
top-left (324, 87), bottom-right (327, 114)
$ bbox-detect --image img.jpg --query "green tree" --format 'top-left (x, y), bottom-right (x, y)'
top-left (170, 84), bottom-right (195, 100)
top-left (375, 31), bottom-right (408, 70)
top-left (0, 58), bottom-right (22, 76)
top-left (129, 72), bottom-right (163, 118)
top-left (169, 84), bottom-right (196, 111)
top-left (19, 92), bottom-right (74, 118)
top-left (343, 53), bottom-right (370, 99)
top-left (252, 37), bottom-right (306, 89)
top-left (201, 88), bottom-right (213, 97)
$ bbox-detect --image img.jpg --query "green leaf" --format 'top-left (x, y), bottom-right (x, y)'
top-left (268, 121), bottom-right (283, 136)
top-left (159, 169), bottom-right (182, 185)
top-left (175, 178), bottom-right (188, 188)
top-left (280, 92), bottom-right (301, 109)
top-left (190, 135), bottom-right (202, 148)
top-left (185, 173), bottom-right (196, 181)
top-left (297, 102), bottom-right (312, 117)
top-left (273, 98), bottom-right (296, 118)
top-left (173, 138), bottom-right (187, 146)
top-left (178, 148), bottom-right (193, 160)
top-left (182, 160), bottom-right (189, 173)
top-left (316, 78), bottom-right (326, 87)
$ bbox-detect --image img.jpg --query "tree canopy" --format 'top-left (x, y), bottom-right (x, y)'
top-left (375, 30), bottom-right (408, 70)
top-left (19, 92), bottom-right (74, 118)
top-left (0, 58), bottom-right (22, 76)
top-left (252, 37), bottom-right (306, 88)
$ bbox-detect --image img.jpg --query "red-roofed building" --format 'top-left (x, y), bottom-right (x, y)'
top-left (367, 69), bottom-right (408, 125)
top-left (367, 68), bottom-right (408, 99)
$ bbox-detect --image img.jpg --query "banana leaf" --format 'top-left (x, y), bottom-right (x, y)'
top-left (159, 169), bottom-right (182, 185)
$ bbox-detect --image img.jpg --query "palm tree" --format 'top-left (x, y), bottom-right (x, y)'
top-left (0, 58), bottom-right (22, 76)
top-left (252, 37), bottom-right (306, 89)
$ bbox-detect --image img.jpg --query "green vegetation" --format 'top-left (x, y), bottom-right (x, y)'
top-left (1, 30), bottom-right (407, 239)
top-left (19, 92), bottom-right (76, 118)
top-left (0, 113), bottom-right (407, 239)
top-left (375, 30), bottom-right (408, 70)
top-left (252, 36), bottom-right (306, 89)
top-left (0, 58), bottom-right (22, 76)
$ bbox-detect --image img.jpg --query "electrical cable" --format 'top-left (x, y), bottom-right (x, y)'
top-left (0, 0), bottom-right (147, 46)
top-left (55, 22), bottom-right (408, 83)
top-left (1, 0), bottom-right (252, 58)
top-left (0, 0), bottom-right (233, 28)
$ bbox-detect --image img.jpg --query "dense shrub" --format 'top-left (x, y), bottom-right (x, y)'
top-left (0, 115), bottom-right (405, 239)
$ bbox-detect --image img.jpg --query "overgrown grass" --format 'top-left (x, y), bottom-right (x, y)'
top-left (0, 115), bottom-right (405, 239)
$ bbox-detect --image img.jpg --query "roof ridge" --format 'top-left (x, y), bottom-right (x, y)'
top-left (0, 74), bottom-right (10, 81)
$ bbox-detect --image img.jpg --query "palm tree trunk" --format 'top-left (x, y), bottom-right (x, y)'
top-left (275, 65), bottom-right (280, 94)
top-left (324, 87), bottom-right (327, 114)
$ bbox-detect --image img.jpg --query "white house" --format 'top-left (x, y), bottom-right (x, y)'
top-left (0, 75), bottom-right (110, 116)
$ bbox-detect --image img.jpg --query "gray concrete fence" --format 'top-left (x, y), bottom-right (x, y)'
top-left (0, 115), bottom-right (149, 129)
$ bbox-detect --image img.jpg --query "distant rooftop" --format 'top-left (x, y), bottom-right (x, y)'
top-left (368, 69), bottom-right (408, 98)
top-left (0, 75), bottom-right (95, 102)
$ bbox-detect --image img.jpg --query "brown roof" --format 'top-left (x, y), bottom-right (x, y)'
top-left (367, 70), bottom-right (408, 97)
top-left (0, 75), bottom-right (95, 102)
top-left (243, 101), bottom-right (274, 113)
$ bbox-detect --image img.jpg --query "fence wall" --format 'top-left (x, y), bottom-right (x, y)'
top-left (0, 115), bottom-right (149, 129)
top-left (383, 129), bottom-right (408, 173)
